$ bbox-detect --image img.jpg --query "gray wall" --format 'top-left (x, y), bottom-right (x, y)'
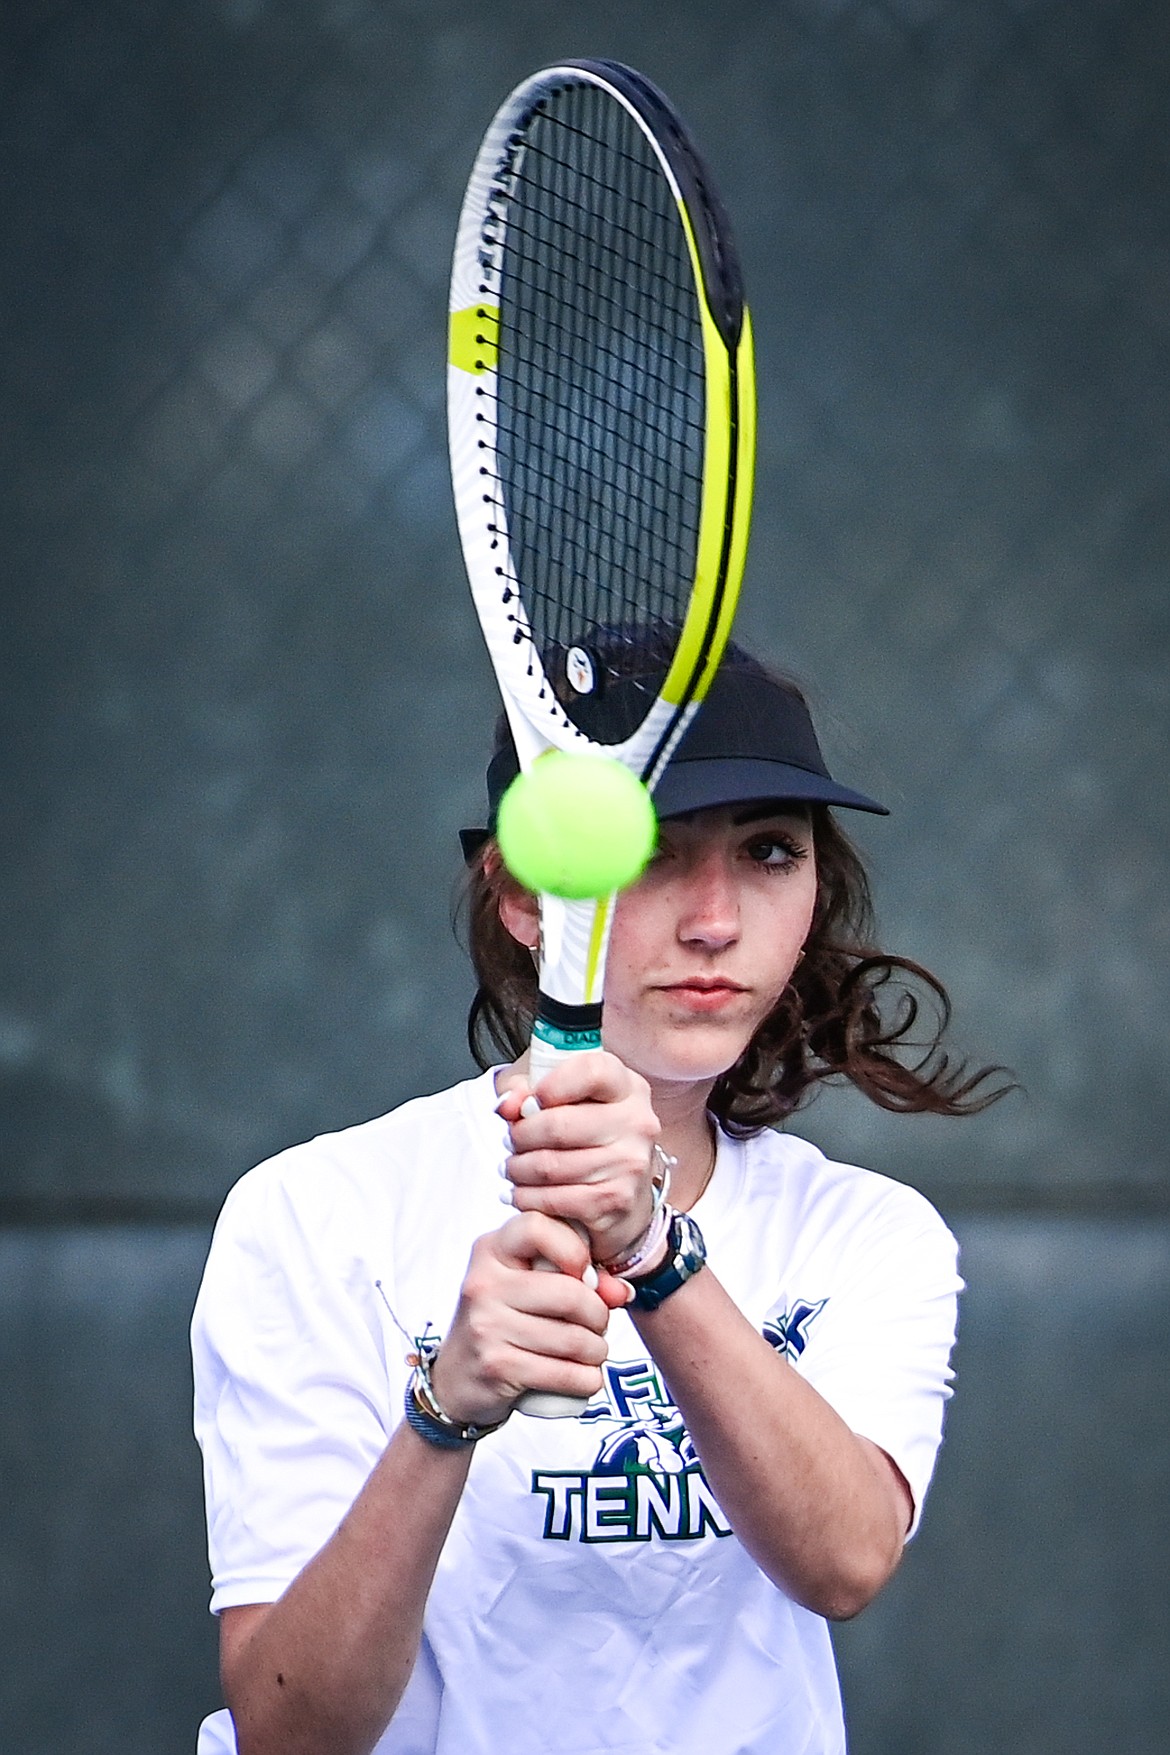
top-left (2, 2), bottom-right (1166, 1749)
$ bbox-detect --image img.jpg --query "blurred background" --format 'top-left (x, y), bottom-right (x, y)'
top-left (2, 1), bottom-right (1167, 1749)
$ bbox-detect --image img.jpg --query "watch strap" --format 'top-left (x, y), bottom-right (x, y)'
top-left (625, 1208), bottom-right (707, 1311)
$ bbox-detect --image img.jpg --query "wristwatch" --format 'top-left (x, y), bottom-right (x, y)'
top-left (625, 1208), bottom-right (707, 1311)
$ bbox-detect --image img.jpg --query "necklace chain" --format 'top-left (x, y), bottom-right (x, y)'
top-left (678, 1128), bottom-right (718, 1211)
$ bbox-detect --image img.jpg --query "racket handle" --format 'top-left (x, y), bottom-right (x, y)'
top-left (514, 1078), bottom-right (599, 1419)
top-left (517, 1388), bottom-right (593, 1419)
top-left (527, 1007), bottom-right (601, 1087)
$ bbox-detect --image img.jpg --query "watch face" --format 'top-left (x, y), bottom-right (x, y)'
top-left (674, 1211), bottom-right (706, 1267)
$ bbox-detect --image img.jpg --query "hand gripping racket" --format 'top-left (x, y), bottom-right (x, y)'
top-left (448, 61), bottom-right (755, 1413)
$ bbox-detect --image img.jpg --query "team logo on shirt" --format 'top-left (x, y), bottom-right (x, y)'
top-left (528, 1300), bottom-right (829, 1544)
top-left (531, 1356), bottom-right (731, 1543)
top-left (762, 1296), bottom-right (828, 1361)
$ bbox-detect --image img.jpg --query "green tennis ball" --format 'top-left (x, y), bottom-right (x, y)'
top-left (496, 752), bottom-right (657, 899)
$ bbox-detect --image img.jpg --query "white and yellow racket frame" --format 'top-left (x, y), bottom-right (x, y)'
top-left (448, 58), bottom-right (756, 1074)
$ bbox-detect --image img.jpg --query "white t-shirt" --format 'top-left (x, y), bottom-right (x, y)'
top-left (192, 1068), bottom-right (962, 1755)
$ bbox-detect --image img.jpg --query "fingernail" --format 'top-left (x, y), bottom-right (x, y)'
top-left (582, 1264), bottom-right (599, 1291)
top-left (520, 1095), bottom-right (540, 1119)
top-left (499, 1186), bottom-right (514, 1206)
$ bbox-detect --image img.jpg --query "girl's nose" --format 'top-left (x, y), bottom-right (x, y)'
top-left (677, 850), bottom-right (741, 949)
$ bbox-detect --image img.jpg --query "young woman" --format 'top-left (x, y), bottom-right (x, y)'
top-left (192, 647), bottom-right (1003, 1755)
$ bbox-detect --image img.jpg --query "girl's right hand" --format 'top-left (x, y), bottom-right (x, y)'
top-left (428, 1213), bottom-right (632, 1429)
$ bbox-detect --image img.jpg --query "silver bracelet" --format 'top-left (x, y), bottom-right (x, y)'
top-left (650, 1142), bottom-right (676, 1211)
top-left (403, 1335), bottom-right (506, 1449)
top-left (600, 1144), bottom-right (678, 1276)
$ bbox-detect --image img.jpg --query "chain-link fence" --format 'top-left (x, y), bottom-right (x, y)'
top-left (4, 0), bottom-right (1167, 1218)
top-left (1, 3), bottom-right (1167, 1751)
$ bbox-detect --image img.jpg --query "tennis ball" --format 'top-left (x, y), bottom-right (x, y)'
top-left (496, 752), bottom-right (657, 899)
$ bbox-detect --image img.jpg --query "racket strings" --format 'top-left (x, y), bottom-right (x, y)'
top-left (490, 81), bottom-right (707, 738)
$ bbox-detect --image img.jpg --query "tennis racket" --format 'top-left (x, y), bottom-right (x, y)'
top-left (448, 60), bottom-right (755, 1414)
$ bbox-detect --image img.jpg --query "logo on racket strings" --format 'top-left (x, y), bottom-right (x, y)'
top-left (565, 646), bottom-right (596, 694)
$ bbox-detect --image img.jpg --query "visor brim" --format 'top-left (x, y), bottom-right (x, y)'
top-left (651, 757), bottom-right (888, 819)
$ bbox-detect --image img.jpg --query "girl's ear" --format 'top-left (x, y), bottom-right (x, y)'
top-left (493, 857), bottom-right (540, 950)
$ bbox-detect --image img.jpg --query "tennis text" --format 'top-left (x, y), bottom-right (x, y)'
top-left (531, 1466), bottom-right (732, 1543)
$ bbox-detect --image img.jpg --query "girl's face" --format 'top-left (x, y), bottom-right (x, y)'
top-left (596, 803), bottom-right (817, 1093)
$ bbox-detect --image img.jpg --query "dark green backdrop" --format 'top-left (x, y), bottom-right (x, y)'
top-left (2, 2), bottom-right (1167, 1749)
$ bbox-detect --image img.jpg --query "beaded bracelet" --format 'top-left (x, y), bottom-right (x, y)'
top-left (604, 1201), bottom-right (671, 1278)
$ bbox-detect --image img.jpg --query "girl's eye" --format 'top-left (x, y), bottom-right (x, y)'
top-left (746, 834), bottom-right (809, 869)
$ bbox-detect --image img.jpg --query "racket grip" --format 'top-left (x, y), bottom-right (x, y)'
top-left (527, 989), bottom-right (604, 1091)
top-left (514, 1086), bottom-right (599, 1420)
top-left (517, 1387), bottom-right (593, 1419)
top-left (515, 999), bottom-right (605, 1419)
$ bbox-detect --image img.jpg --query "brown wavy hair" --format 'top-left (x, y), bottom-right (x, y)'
top-left (459, 805), bottom-right (1012, 1137)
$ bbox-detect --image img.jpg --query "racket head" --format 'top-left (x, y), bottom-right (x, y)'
top-left (448, 59), bottom-right (756, 791)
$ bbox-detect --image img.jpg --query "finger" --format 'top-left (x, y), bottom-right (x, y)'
top-left (508, 1100), bottom-right (652, 1159)
top-left (532, 1251), bottom-right (601, 1294)
top-left (494, 1078), bottom-right (534, 1126)
top-left (529, 1049), bottom-right (644, 1110)
top-left (431, 1327), bottom-right (604, 1423)
top-left (502, 1308), bottom-right (610, 1366)
top-left (508, 1177), bottom-right (629, 1230)
top-left (506, 1140), bottom-right (641, 1191)
top-left (506, 1352), bottom-right (606, 1404)
top-left (595, 1267), bottom-right (637, 1311)
top-left (510, 1183), bottom-right (651, 1270)
top-left (506, 1264), bottom-right (610, 1334)
top-left (498, 1211), bottom-right (595, 1281)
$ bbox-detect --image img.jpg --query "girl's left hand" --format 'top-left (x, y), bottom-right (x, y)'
top-left (496, 1051), bottom-right (661, 1269)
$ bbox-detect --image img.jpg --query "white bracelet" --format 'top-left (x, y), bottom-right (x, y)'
top-left (605, 1202), bottom-right (671, 1277)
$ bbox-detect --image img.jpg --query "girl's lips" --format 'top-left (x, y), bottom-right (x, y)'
top-left (659, 979), bottom-right (748, 1011)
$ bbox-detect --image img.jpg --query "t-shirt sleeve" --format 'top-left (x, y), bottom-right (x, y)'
top-left (785, 1188), bottom-right (962, 1538)
top-left (191, 1156), bottom-right (398, 1613)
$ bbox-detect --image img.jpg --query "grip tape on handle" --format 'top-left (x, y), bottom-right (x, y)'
top-left (514, 1048), bottom-right (601, 1420)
